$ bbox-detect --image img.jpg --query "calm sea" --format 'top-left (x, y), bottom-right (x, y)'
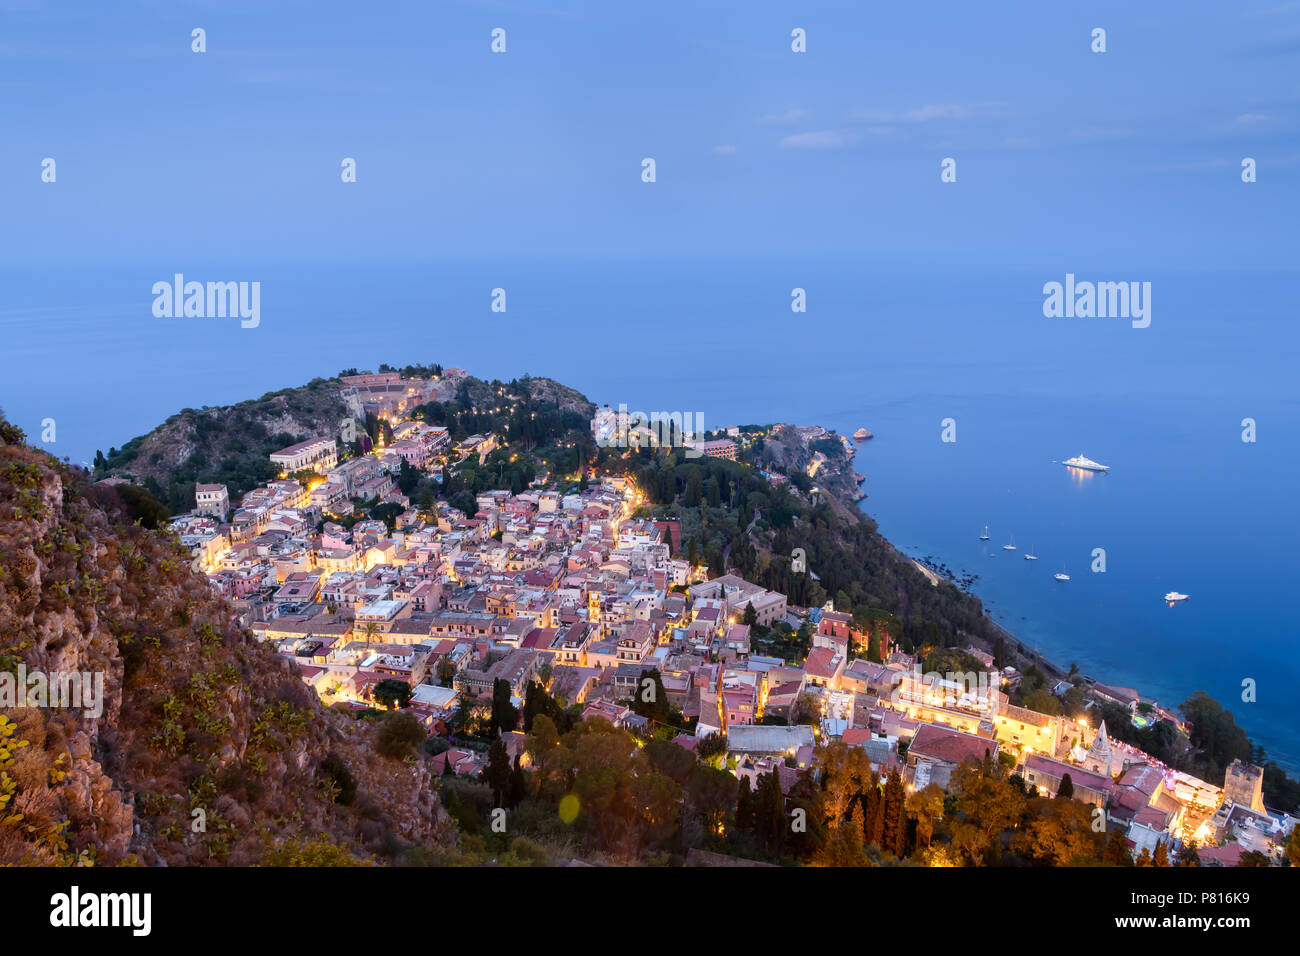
top-left (3, 258), bottom-right (1296, 769)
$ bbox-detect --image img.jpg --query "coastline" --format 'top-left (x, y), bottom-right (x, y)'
top-left (820, 435), bottom-right (1105, 691)
top-left (815, 426), bottom-right (1297, 778)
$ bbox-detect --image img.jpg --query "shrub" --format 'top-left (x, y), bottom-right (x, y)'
top-left (320, 755), bottom-right (357, 806)
top-left (375, 711), bottom-right (425, 759)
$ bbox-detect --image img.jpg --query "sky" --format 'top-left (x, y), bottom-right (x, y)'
top-left (1, 0), bottom-right (1298, 269)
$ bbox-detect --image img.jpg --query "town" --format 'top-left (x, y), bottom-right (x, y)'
top-left (158, 368), bottom-right (1296, 866)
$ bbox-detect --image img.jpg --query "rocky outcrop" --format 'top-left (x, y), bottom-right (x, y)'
top-left (0, 416), bottom-right (452, 866)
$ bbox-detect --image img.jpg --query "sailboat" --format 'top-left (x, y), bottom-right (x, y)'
top-left (979, 524), bottom-right (990, 541)
top-left (1054, 563), bottom-right (1070, 582)
top-left (1002, 533), bottom-right (1017, 552)
top-left (1024, 544), bottom-right (1039, 561)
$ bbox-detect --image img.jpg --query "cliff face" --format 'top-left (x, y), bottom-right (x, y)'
top-left (0, 417), bottom-right (452, 866)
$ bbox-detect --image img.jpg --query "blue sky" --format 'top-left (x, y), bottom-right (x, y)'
top-left (1, 0), bottom-right (1298, 268)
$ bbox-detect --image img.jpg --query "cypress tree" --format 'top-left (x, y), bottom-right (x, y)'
top-left (864, 774), bottom-right (885, 849)
top-left (736, 776), bottom-right (756, 831)
top-left (881, 767), bottom-right (907, 856)
top-left (507, 754), bottom-right (527, 809)
top-left (485, 737), bottom-right (510, 808)
top-left (1058, 773), bottom-right (1075, 799)
top-left (756, 771), bottom-right (786, 854)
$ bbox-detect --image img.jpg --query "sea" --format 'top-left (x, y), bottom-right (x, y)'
top-left (3, 257), bottom-right (1296, 770)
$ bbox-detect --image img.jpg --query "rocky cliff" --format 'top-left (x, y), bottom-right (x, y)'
top-left (0, 415), bottom-right (452, 866)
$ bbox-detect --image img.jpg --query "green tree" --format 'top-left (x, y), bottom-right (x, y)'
top-left (112, 483), bottom-right (171, 529)
top-left (632, 669), bottom-right (670, 723)
top-left (736, 776), bottom-right (756, 832)
top-left (507, 754), bottom-right (527, 809)
top-left (697, 732), bottom-right (728, 763)
top-left (1017, 798), bottom-right (1101, 866)
top-left (1288, 826), bottom-right (1300, 867)
top-left (1057, 773), bottom-right (1075, 799)
top-left (375, 711), bottom-right (425, 759)
top-left (1176, 840), bottom-right (1201, 867)
top-left (1104, 827), bottom-right (1133, 866)
top-left (1152, 841), bottom-right (1170, 867)
top-left (880, 767), bottom-right (908, 856)
top-left (319, 755), bottom-right (357, 806)
top-left (905, 784), bottom-right (944, 851)
top-left (755, 771), bottom-right (786, 855)
top-left (490, 677), bottom-right (519, 736)
top-left (685, 470), bottom-right (702, 507)
top-left (372, 678), bottom-right (412, 710)
top-left (484, 736), bottom-right (511, 807)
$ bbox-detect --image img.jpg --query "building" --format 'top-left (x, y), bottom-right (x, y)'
top-left (690, 574), bottom-right (787, 627)
top-left (1081, 720), bottom-right (1117, 778)
top-left (1223, 759), bottom-right (1266, 813)
top-left (194, 483), bottom-right (230, 520)
top-left (1022, 755), bottom-right (1113, 807)
top-left (455, 433), bottom-right (498, 463)
top-left (694, 438), bottom-right (738, 461)
top-left (591, 406), bottom-right (619, 447)
top-left (905, 723), bottom-right (999, 790)
top-left (269, 437), bottom-right (338, 475)
top-left (1092, 683), bottom-right (1140, 713)
top-left (726, 724), bottom-right (816, 764)
top-left (1107, 763), bottom-right (1185, 858)
top-left (992, 703), bottom-right (1061, 756)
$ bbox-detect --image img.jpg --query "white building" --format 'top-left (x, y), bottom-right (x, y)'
top-left (194, 483), bottom-right (229, 520)
top-left (269, 437), bottom-right (338, 475)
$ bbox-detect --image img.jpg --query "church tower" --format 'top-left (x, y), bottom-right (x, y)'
top-left (1082, 720), bottom-right (1115, 778)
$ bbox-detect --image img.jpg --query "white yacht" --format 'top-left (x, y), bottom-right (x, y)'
top-left (979, 524), bottom-right (990, 541)
top-left (1165, 591), bottom-right (1189, 603)
top-left (1054, 564), bottom-right (1070, 581)
top-left (1063, 454), bottom-right (1108, 472)
top-left (1002, 534), bottom-right (1017, 552)
top-left (1024, 544), bottom-right (1039, 561)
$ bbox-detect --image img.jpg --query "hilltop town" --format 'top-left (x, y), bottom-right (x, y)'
top-left (88, 368), bottom-right (1300, 865)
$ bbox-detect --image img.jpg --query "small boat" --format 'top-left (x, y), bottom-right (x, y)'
top-left (1164, 592), bottom-right (1189, 604)
top-left (1063, 454), bottom-right (1108, 472)
top-left (1002, 534), bottom-right (1017, 552)
top-left (979, 524), bottom-right (990, 541)
top-left (1024, 544), bottom-right (1039, 561)
top-left (1055, 562), bottom-right (1070, 581)
top-left (853, 427), bottom-right (873, 441)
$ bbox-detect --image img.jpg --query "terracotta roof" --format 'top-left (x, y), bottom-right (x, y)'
top-left (909, 723), bottom-right (997, 766)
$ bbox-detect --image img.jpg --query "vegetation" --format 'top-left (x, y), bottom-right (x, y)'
top-left (0, 411), bottom-right (454, 865)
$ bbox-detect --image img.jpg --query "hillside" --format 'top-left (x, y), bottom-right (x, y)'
top-left (0, 414), bottom-right (453, 866)
top-left (96, 368), bottom-right (596, 518)
top-left (98, 377), bottom-right (350, 514)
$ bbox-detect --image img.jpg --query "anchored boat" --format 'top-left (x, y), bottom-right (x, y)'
top-left (1063, 453), bottom-right (1108, 472)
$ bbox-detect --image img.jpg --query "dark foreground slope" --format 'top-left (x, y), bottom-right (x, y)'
top-left (0, 415), bottom-right (452, 866)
